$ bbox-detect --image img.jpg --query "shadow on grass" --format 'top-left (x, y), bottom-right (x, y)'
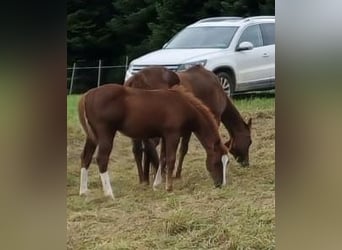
top-left (232, 90), bottom-right (275, 100)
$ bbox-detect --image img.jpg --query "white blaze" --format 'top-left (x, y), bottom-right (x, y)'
top-left (221, 154), bottom-right (229, 186)
top-left (79, 168), bottom-right (88, 195)
top-left (100, 171), bottom-right (114, 199)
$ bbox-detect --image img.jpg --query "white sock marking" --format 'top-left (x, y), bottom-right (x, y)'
top-left (100, 171), bottom-right (114, 199)
top-left (153, 165), bottom-right (162, 190)
top-left (221, 154), bottom-right (229, 186)
top-left (79, 168), bottom-right (88, 195)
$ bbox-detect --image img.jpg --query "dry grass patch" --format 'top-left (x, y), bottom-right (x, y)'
top-left (67, 94), bottom-right (275, 249)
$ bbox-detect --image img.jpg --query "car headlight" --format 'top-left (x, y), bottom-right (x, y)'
top-left (178, 60), bottom-right (207, 71)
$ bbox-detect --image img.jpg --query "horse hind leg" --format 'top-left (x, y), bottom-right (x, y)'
top-left (96, 131), bottom-right (116, 199)
top-left (174, 133), bottom-right (191, 179)
top-left (132, 139), bottom-right (144, 183)
top-left (165, 134), bottom-right (180, 192)
top-left (80, 137), bottom-right (97, 196)
top-left (150, 138), bottom-right (161, 174)
top-left (153, 139), bottom-right (166, 190)
top-left (143, 150), bottom-right (151, 185)
top-left (143, 139), bottom-right (160, 185)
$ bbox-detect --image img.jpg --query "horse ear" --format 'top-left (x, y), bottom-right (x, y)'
top-left (247, 118), bottom-right (252, 129)
top-left (163, 70), bottom-right (180, 87)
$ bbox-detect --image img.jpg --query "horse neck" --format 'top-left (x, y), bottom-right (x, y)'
top-left (193, 112), bottom-right (220, 153)
top-left (173, 86), bottom-right (220, 152)
top-left (221, 97), bottom-right (248, 138)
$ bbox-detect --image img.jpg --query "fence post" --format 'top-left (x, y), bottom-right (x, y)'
top-left (97, 59), bottom-right (102, 88)
top-left (69, 62), bottom-right (76, 95)
top-left (125, 56), bottom-right (128, 72)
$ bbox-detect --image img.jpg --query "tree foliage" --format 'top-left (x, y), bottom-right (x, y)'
top-left (67, 0), bottom-right (275, 66)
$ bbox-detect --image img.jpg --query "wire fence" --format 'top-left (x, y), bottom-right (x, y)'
top-left (67, 57), bottom-right (129, 94)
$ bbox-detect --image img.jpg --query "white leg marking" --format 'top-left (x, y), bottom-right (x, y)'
top-left (79, 168), bottom-right (88, 195)
top-left (221, 154), bottom-right (229, 186)
top-left (100, 171), bottom-right (114, 199)
top-left (173, 158), bottom-right (179, 177)
top-left (153, 165), bottom-right (162, 190)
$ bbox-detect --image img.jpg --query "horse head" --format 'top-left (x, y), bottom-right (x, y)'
top-left (225, 118), bottom-right (252, 167)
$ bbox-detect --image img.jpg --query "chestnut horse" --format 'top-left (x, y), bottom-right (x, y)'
top-left (78, 84), bottom-right (229, 199)
top-left (124, 65), bottom-right (252, 186)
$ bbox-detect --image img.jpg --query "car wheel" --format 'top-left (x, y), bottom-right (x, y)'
top-left (216, 72), bottom-right (234, 97)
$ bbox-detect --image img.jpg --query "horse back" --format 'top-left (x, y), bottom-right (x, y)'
top-left (177, 66), bottom-right (227, 120)
top-left (84, 84), bottom-right (197, 138)
top-left (122, 88), bottom-right (196, 134)
top-left (83, 84), bottom-right (127, 130)
top-left (124, 67), bottom-right (180, 89)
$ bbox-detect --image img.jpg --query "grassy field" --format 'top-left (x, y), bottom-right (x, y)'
top-left (67, 93), bottom-right (275, 250)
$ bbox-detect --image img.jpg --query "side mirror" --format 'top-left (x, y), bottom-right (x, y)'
top-left (236, 41), bottom-right (254, 51)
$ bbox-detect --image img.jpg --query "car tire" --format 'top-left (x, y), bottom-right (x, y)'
top-left (216, 72), bottom-right (235, 97)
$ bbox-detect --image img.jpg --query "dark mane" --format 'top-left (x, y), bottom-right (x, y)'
top-left (124, 67), bottom-right (180, 89)
top-left (170, 85), bottom-right (219, 131)
top-left (125, 73), bottom-right (153, 89)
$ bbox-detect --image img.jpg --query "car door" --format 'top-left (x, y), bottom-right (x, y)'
top-left (234, 24), bottom-right (270, 91)
top-left (259, 22), bottom-right (275, 82)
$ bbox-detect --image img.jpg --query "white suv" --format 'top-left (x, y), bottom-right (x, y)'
top-left (124, 16), bottom-right (275, 96)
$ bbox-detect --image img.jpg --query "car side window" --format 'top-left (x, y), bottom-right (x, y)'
top-left (260, 23), bottom-right (275, 46)
top-left (238, 24), bottom-right (263, 47)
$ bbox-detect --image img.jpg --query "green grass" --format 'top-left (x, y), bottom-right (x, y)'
top-left (67, 95), bottom-right (81, 126)
top-left (67, 93), bottom-right (275, 250)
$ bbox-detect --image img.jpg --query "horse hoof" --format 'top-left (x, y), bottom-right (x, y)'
top-left (103, 191), bottom-right (115, 200)
top-left (79, 190), bottom-right (89, 197)
top-left (105, 195), bottom-right (115, 200)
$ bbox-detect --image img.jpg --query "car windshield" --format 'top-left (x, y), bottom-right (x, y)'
top-left (165, 26), bottom-right (238, 49)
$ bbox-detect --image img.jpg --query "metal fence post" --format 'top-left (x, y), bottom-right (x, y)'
top-left (69, 62), bottom-right (76, 95)
top-left (125, 56), bottom-right (128, 72)
top-left (97, 59), bottom-right (102, 88)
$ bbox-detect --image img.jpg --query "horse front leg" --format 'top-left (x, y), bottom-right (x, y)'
top-left (132, 138), bottom-right (144, 183)
top-left (174, 132), bottom-right (191, 179)
top-left (165, 134), bottom-right (180, 192)
top-left (80, 137), bottom-right (97, 196)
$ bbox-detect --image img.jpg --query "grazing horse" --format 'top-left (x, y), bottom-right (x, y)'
top-left (124, 67), bottom-right (180, 184)
top-left (78, 84), bottom-right (229, 199)
top-left (124, 65), bottom-right (252, 186)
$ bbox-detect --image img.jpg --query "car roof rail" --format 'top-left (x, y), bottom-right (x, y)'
top-left (196, 16), bottom-right (243, 23)
top-left (243, 16), bottom-right (275, 21)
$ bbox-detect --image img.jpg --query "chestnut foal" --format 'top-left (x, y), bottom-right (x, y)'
top-left (78, 84), bottom-right (229, 199)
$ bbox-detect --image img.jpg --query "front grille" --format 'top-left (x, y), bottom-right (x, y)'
top-left (131, 64), bottom-right (180, 74)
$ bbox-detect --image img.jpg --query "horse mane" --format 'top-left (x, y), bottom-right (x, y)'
top-left (124, 67), bottom-right (180, 89)
top-left (124, 73), bottom-right (153, 89)
top-left (170, 85), bottom-right (219, 131)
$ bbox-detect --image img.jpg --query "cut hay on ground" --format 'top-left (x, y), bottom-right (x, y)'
top-left (67, 95), bottom-right (275, 250)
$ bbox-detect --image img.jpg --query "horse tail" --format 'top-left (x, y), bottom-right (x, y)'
top-left (78, 93), bottom-right (97, 143)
